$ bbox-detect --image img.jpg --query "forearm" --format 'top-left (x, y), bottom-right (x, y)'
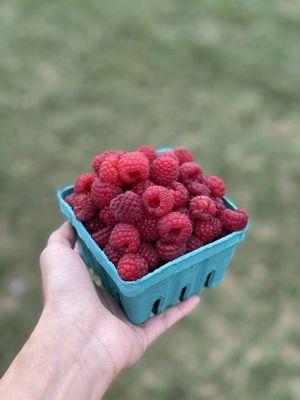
top-left (0, 312), bottom-right (115, 400)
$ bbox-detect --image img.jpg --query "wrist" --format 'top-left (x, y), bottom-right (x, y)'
top-left (0, 309), bottom-right (117, 400)
top-left (36, 308), bottom-right (117, 398)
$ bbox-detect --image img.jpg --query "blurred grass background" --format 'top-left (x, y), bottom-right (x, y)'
top-left (1, 0), bottom-right (300, 399)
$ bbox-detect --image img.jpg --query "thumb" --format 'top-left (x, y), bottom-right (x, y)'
top-left (40, 222), bottom-right (96, 304)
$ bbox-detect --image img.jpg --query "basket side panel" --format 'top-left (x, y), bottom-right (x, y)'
top-left (205, 246), bottom-right (236, 287)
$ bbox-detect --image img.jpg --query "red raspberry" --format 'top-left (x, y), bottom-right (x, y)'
top-left (138, 242), bottom-right (159, 271)
top-left (173, 147), bottom-right (194, 165)
top-left (110, 191), bottom-right (143, 223)
top-left (212, 197), bottom-right (226, 216)
top-left (203, 176), bottom-right (226, 197)
top-left (179, 162), bottom-right (203, 184)
top-left (150, 156), bottom-right (179, 186)
top-left (221, 208), bottom-right (249, 232)
top-left (90, 179), bottom-right (122, 208)
top-left (118, 152), bottom-right (149, 184)
top-left (186, 235), bottom-right (205, 252)
top-left (73, 194), bottom-right (97, 221)
top-left (99, 206), bottom-right (118, 226)
top-left (91, 151), bottom-right (113, 173)
top-left (131, 180), bottom-right (154, 196)
top-left (169, 182), bottom-right (189, 209)
top-left (189, 195), bottom-right (217, 220)
top-left (110, 223), bottom-right (140, 254)
top-left (176, 208), bottom-right (191, 217)
top-left (194, 217), bottom-right (222, 244)
top-left (99, 155), bottom-right (122, 186)
top-left (157, 150), bottom-right (179, 162)
top-left (137, 216), bottom-right (159, 242)
top-left (136, 146), bottom-right (157, 162)
top-left (91, 152), bottom-right (110, 174)
top-left (65, 193), bottom-right (76, 207)
top-left (91, 150), bottom-right (126, 174)
top-left (74, 173), bottom-right (96, 194)
top-left (142, 186), bottom-right (174, 218)
top-left (156, 240), bottom-right (186, 262)
top-left (158, 212), bottom-right (192, 244)
top-left (92, 226), bottom-right (113, 248)
top-left (103, 244), bottom-right (122, 266)
top-left (117, 254), bottom-right (148, 281)
top-left (84, 217), bottom-right (105, 234)
top-left (186, 181), bottom-right (210, 197)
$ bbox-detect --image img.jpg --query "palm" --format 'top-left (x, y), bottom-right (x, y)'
top-left (40, 222), bottom-right (200, 372)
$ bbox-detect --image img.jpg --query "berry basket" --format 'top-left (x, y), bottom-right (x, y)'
top-left (57, 180), bottom-right (248, 325)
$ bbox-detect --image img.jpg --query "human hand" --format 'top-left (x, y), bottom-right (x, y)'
top-left (0, 222), bottom-right (200, 400)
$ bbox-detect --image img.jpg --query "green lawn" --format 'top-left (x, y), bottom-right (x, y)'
top-left (1, 1), bottom-right (300, 399)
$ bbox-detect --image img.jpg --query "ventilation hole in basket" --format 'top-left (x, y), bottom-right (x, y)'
top-left (205, 270), bottom-right (215, 288)
top-left (152, 299), bottom-right (161, 315)
top-left (179, 286), bottom-right (188, 301)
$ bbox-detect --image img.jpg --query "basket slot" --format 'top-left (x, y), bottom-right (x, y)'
top-left (179, 286), bottom-right (188, 301)
top-left (205, 270), bottom-right (216, 288)
top-left (152, 299), bottom-right (161, 315)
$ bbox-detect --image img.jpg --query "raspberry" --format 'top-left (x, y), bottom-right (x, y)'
top-left (65, 193), bottom-right (76, 207)
top-left (103, 244), bottom-right (122, 266)
top-left (158, 212), bottom-right (192, 244)
top-left (173, 147), bottom-right (194, 165)
top-left (138, 242), bottom-right (159, 271)
top-left (179, 162), bottom-right (203, 184)
top-left (91, 151), bottom-right (114, 174)
top-left (118, 152), bottom-right (149, 184)
top-left (90, 179), bottom-right (122, 208)
top-left (157, 150), bottom-right (179, 162)
top-left (189, 195), bottom-right (217, 220)
top-left (194, 217), bottom-right (222, 244)
top-left (142, 186), bottom-right (174, 218)
top-left (176, 208), bottom-right (191, 217)
top-left (212, 197), bottom-right (226, 216)
top-left (221, 208), bottom-right (249, 232)
top-left (156, 240), bottom-right (186, 262)
top-left (186, 235), bottom-right (205, 252)
top-left (131, 180), bottom-right (154, 196)
top-left (203, 176), bottom-right (226, 197)
top-left (92, 226), bottom-right (113, 248)
top-left (117, 254), bottom-right (148, 281)
top-left (99, 206), bottom-right (118, 226)
top-left (186, 181), bottom-right (210, 197)
top-left (91, 150), bottom-right (126, 174)
top-left (84, 217), bottom-right (105, 234)
top-left (150, 156), bottom-right (179, 186)
top-left (91, 152), bottom-right (109, 174)
top-left (136, 146), bottom-right (157, 162)
top-left (137, 216), bottom-right (159, 242)
top-left (74, 173), bottom-right (96, 194)
top-left (110, 191), bottom-right (143, 223)
top-left (73, 194), bottom-right (97, 221)
top-left (110, 223), bottom-right (140, 254)
top-left (99, 155), bottom-right (122, 186)
top-left (169, 182), bottom-right (189, 209)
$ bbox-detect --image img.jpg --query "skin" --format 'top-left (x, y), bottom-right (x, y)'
top-left (0, 222), bottom-right (200, 400)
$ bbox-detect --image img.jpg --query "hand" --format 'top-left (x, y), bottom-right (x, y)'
top-left (0, 222), bottom-right (200, 400)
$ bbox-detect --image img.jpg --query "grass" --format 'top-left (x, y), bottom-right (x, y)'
top-left (0, 0), bottom-right (300, 398)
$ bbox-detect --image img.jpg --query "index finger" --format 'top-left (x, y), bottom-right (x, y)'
top-left (142, 295), bottom-right (200, 346)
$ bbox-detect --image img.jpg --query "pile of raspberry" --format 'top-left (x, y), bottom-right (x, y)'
top-left (66, 146), bottom-right (249, 281)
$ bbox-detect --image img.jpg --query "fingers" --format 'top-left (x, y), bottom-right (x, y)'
top-left (142, 295), bottom-right (200, 346)
top-left (47, 222), bottom-right (77, 249)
